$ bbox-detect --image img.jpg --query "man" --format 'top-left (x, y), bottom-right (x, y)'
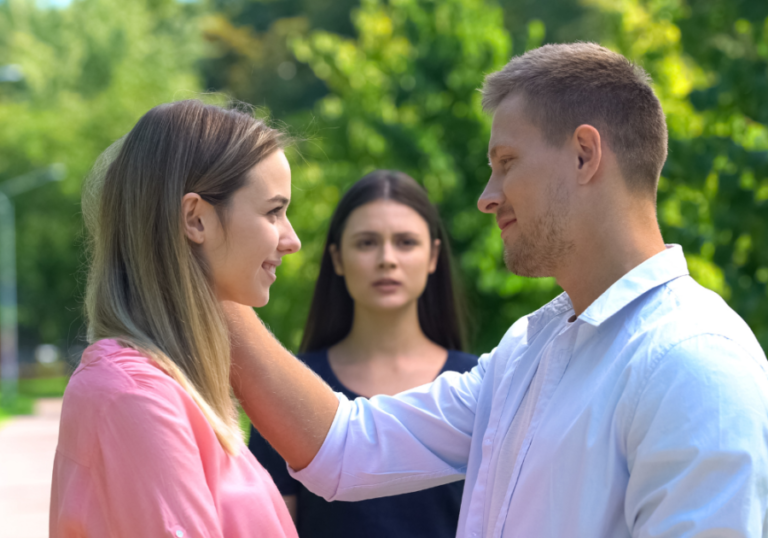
top-left (226, 43), bottom-right (768, 537)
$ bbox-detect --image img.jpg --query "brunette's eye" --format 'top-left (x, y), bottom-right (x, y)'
top-left (268, 205), bottom-right (285, 218)
top-left (356, 238), bottom-right (377, 248)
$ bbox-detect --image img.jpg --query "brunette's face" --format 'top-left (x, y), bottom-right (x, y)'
top-left (198, 150), bottom-right (301, 307)
top-left (331, 200), bottom-right (439, 313)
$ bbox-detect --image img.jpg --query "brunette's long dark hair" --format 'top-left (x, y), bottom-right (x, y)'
top-left (300, 170), bottom-right (467, 353)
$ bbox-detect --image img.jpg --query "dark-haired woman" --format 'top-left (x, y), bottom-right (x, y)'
top-left (248, 170), bottom-right (477, 538)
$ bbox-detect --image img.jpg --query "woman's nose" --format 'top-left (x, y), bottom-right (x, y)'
top-left (279, 218), bottom-right (301, 254)
top-left (378, 241), bottom-right (397, 268)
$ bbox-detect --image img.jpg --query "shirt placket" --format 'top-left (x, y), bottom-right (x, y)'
top-left (464, 351), bottom-right (533, 538)
top-left (496, 321), bottom-right (579, 538)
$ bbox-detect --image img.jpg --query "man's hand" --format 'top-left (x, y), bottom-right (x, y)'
top-left (223, 301), bottom-right (339, 470)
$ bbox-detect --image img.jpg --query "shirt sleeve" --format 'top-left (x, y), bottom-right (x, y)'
top-left (248, 424), bottom-right (300, 495)
top-left (290, 353), bottom-right (489, 502)
top-left (625, 334), bottom-right (768, 538)
top-left (94, 383), bottom-right (225, 538)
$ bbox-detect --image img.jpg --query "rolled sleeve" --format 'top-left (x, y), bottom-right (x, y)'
top-left (625, 334), bottom-right (768, 538)
top-left (290, 362), bottom-right (485, 502)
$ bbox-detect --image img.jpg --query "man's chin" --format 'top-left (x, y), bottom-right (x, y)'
top-left (503, 247), bottom-right (549, 278)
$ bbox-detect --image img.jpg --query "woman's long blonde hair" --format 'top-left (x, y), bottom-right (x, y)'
top-left (82, 100), bottom-right (284, 454)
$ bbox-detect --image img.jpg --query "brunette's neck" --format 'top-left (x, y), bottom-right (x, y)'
top-left (331, 301), bottom-right (439, 364)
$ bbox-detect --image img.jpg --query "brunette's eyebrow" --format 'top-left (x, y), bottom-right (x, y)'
top-left (267, 195), bottom-right (290, 205)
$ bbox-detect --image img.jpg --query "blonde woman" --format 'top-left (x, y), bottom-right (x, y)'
top-left (50, 100), bottom-right (301, 537)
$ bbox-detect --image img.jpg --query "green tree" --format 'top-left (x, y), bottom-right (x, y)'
top-left (207, 0), bottom-right (768, 354)
top-left (0, 0), bottom-right (205, 359)
top-left (248, 0), bottom-right (565, 353)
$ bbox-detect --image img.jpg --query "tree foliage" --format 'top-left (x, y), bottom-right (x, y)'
top-left (0, 0), bottom-right (205, 357)
top-left (205, 0), bottom-right (768, 353)
top-left (1, 0), bottom-right (766, 359)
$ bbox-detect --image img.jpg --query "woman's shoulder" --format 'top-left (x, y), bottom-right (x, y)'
top-left (67, 339), bottom-right (181, 408)
top-left (442, 349), bottom-right (479, 374)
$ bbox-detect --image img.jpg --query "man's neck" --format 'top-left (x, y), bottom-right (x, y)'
top-left (556, 213), bottom-right (666, 318)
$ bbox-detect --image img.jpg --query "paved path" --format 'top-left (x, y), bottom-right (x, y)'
top-left (0, 398), bottom-right (62, 538)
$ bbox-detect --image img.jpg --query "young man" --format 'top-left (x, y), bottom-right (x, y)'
top-left (227, 43), bottom-right (768, 537)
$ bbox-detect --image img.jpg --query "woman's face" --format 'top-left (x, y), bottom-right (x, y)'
top-left (183, 150), bottom-right (301, 307)
top-left (331, 200), bottom-right (440, 313)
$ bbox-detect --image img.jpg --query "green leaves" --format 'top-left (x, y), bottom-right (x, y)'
top-left (0, 0), bottom-right (206, 353)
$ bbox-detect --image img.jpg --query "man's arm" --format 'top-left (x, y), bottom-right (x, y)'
top-left (625, 335), bottom-right (768, 537)
top-left (224, 301), bottom-right (339, 471)
top-left (225, 301), bottom-right (485, 501)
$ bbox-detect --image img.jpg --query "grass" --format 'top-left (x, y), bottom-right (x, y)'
top-left (18, 376), bottom-right (69, 398)
top-left (0, 376), bottom-right (69, 426)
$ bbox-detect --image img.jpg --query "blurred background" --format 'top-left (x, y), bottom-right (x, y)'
top-left (0, 0), bottom-right (767, 442)
top-left (0, 0), bottom-right (767, 535)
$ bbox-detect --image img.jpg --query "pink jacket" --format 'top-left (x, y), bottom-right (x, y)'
top-left (50, 339), bottom-right (298, 538)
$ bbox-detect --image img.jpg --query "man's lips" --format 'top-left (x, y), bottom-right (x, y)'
top-left (497, 217), bottom-right (517, 232)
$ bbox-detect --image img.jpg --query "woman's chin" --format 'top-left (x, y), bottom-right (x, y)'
top-left (222, 290), bottom-right (269, 309)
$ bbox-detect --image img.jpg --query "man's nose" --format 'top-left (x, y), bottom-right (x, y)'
top-left (478, 174), bottom-right (504, 214)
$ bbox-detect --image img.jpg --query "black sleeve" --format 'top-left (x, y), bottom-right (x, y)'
top-left (248, 424), bottom-right (300, 495)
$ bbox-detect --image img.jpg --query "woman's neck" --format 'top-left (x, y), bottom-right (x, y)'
top-left (332, 301), bottom-right (439, 363)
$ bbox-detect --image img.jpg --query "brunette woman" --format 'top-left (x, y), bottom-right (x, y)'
top-left (50, 100), bottom-right (301, 537)
top-left (248, 170), bottom-right (477, 538)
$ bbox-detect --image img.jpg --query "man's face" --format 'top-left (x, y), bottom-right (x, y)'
top-left (479, 93), bottom-right (576, 278)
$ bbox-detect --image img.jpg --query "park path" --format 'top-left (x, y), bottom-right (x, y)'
top-left (0, 398), bottom-right (62, 538)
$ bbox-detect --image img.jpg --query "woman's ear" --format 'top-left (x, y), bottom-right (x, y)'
top-left (329, 244), bottom-right (344, 276)
top-left (181, 193), bottom-right (207, 244)
top-left (428, 238), bottom-right (441, 274)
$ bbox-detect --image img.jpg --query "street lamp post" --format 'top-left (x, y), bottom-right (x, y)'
top-left (0, 164), bottom-right (66, 407)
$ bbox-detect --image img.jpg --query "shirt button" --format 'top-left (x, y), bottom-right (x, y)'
top-left (176, 531), bottom-right (184, 538)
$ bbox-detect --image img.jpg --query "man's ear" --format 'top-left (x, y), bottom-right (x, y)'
top-left (573, 124), bottom-right (602, 186)
top-left (181, 193), bottom-right (207, 244)
top-left (428, 238), bottom-right (441, 274)
top-left (329, 244), bottom-right (344, 276)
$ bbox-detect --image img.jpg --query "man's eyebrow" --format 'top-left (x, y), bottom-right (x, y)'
top-left (267, 195), bottom-right (290, 205)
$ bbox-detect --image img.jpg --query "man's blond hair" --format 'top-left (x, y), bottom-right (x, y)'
top-left (482, 43), bottom-right (668, 197)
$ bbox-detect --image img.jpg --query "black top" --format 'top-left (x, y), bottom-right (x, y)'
top-left (249, 348), bottom-right (479, 538)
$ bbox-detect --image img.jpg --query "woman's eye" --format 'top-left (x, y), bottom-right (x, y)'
top-left (356, 239), bottom-right (375, 248)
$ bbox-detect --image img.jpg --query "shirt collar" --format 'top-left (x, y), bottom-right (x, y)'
top-left (576, 244), bottom-right (689, 327)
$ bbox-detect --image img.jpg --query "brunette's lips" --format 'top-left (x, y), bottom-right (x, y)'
top-left (497, 216), bottom-right (517, 232)
top-left (372, 278), bottom-right (402, 287)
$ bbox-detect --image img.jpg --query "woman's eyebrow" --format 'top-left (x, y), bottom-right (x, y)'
top-left (267, 195), bottom-right (290, 205)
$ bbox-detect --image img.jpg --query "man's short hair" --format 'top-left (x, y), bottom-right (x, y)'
top-left (482, 43), bottom-right (668, 197)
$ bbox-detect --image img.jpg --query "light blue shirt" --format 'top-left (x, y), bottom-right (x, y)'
top-left (292, 245), bottom-right (768, 537)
